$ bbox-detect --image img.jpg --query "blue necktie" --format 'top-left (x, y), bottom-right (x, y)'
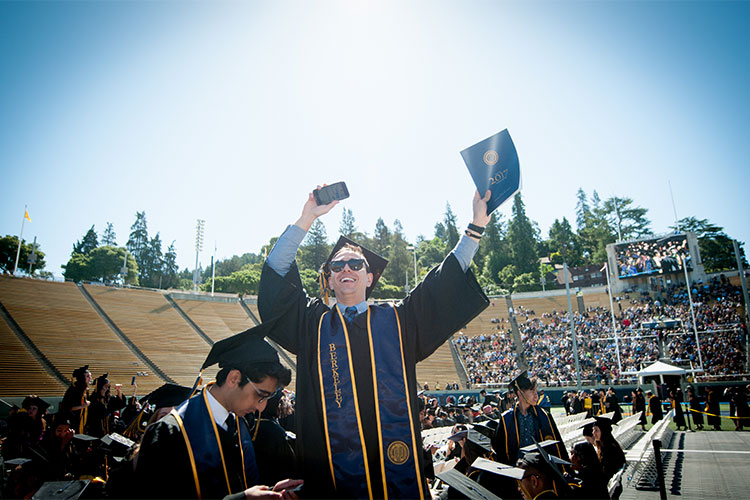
top-left (344, 306), bottom-right (358, 323)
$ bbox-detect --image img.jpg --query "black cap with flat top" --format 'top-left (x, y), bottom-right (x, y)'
top-left (320, 235), bottom-right (388, 299)
top-left (201, 322), bottom-right (281, 372)
top-left (32, 480), bottom-right (90, 500)
top-left (139, 383), bottom-right (193, 409)
top-left (436, 469), bottom-right (502, 500)
top-left (508, 370), bottom-right (536, 393)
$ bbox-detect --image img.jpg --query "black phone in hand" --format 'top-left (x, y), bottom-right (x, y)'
top-left (313, 182), bottom-right (349, 205)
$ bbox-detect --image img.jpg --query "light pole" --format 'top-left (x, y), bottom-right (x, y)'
top-left (193, 219), bottom-right (205, 292)
top-left (564, 262), bottom-right (582, 390)
top-left (407, 245), bottom-right (417, 289)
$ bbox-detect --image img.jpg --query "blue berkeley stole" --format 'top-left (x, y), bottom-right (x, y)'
top-left (172, 387), bottom-right (258, 499)
top-left (317, 304), bottom-right (424, 499)
top-left (499, 404), bottom-right (564, 461)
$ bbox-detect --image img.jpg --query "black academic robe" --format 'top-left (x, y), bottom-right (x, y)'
top-left (258, 253), bottom-right (489, 499)
top-left (689, 394), bottom-right (704, 426)
top-left (706, 390), bottom-right (721, 428)
top-left (87, 394), bottom-right (126, 438)
top-left (633, 394), bottom-right (647, 426)
top-left (249, 417), bottom-right (297, 487)
top-left (136, 409), bottom-right (255, 499)
top-left (598, 440), bottom-right (625, 483)
top-left (648, 395), bottom-right (663, 424)
top-left (604, 394), bottom-right (622, 424)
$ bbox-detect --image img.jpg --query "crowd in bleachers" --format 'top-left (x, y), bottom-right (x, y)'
top-left (457, 277), bottom-right (747, 387)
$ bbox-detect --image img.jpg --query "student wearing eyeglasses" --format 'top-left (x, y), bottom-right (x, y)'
top-left (258, 187), bottom-right (492, 499)
top-left (135, 325), bottom-right (302, 499)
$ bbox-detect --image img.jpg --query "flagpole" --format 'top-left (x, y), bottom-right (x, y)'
top-left (604, 261), bottom-right (623, 376)
top-left (13, 205), bottom-right (27, 275)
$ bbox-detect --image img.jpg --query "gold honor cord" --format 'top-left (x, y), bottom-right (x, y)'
top-left (317, 313), bottom-right (337, 490)
top-left (201, 384), bottom-right (235, 495)
top-left (365, 308), bottom-right (389, 499)
top-left (171, 409), bottom-right (202, 499)
top-left (335, 306), bottom-right (375, 500)
top-left (391, 304), bottom-right (425, 500)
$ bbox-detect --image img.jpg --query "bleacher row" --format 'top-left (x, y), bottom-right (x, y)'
top-left (0, 277), bottom-right (276, 396)
top-left (0, 277), bottom-right (626, 399)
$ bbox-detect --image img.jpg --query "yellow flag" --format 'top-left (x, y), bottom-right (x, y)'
top-left (24, 210), bottom-right (31, 222)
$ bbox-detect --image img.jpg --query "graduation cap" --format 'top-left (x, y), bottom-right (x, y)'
top-left (508, 370), bottom-right (536, 393)
top-left (21, 396), bottom-right (51, 412)
top-left (472, 419), bottom-right (498, 439)
top-left (72, 365), bottom-right (89, 379)
top-left (319, 235), bottom-right (388, 301)
top-left (436, 469), bottom-right (502, 500)
top-left (464, 429), bottom-right (493, 454)
top-left (471, 457), bottom-right (525, 480)
top-left (32, 480), bottom-right (90, 500)
top-left (591, 415), bottom-right (616, 436)
top-left (139, 383), bottom-right (193, 409)
top-left (95, 373), bottom-right (109, 392)
top-left (577, 417), bottom-right (596, 437)
top-left (201, 322), bottom-right (281, 373)
top-left (100, 433), bottom-right (136, 459)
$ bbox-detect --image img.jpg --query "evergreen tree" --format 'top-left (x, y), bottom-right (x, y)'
top-left (506, 194), bottom-right (538, 274)
top-left (140, 233), bottom-right (164, 288)
top-left (72, 225), bottom-right (99, 255)
top-left (548, 217), bottom-right (583, 266)
top-left (162, 241), bottom-right (179, 289)
top-left (340, 209), bottom-right (357, 239)
top-left (373, 218), bottom-right (391, 256)
top-left (575, 188), bottom-right (590, 231)
top-left (298, 219), bottom-right (329, 271)
top-left (384, 219), bottom-right (411, 292)
top-left (443, 203), bottom-right (460, 253)
top-left (127, 212), bottom-right (149, 277)
top-left (102, 222), bottom-right (117, 246)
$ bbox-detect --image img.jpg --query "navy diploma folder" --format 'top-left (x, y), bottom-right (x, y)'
top-left (460, 129), bottom-right (521, 214)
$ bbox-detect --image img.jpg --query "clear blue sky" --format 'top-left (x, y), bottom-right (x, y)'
top-left (1, 0), bottom-right (748, 279)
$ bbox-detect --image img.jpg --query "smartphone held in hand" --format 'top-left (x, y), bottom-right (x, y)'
top-left (313, 182), bottom-right (349, 205)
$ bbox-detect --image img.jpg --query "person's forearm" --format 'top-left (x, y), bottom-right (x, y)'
top-left (451, 235), bottom-right (479, 272)
top-left (266, 224), bottom-right (307, 276)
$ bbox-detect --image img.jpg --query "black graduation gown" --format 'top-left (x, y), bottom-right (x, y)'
top-left (136, 414), bottom-right (252, 499)
top-left (604, 394), bottom-right (622, 424)
top-left (598, 440), bottom-right (625, 483)
top-left (633, 394), bottom-right (647, 425)
top-left (250, 417), bottom-right (296, 487)
top-left (87, 394), bottom-right (126, 438)
top-left (706, 390), bottom-right (721, 428)
top-left (258, 253), bottom-right (489, 499)
top-left (648, 396), bottom-right (663, 424)
top-left (689, 395), bottom-right (704, 426)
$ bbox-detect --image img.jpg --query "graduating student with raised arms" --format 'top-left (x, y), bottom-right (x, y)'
top-left (258, 186), bottom-right (492, 499)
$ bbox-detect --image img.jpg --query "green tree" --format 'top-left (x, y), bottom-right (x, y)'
top-left (507, 194), bottom-right (538, 274)
top-left (162, 241), bottom-right (179, 289)
top-left (415, 237), bottom-right (445, 273)
top-left (480, 213), bottom-right (510, 285)
top-left (127, 212), bottom-right (149, 277)
top-left (442, 203), bottom-right (460, 253)
top-left (101, 222), bottom-right (117, 246)
top-left (298, 219), bottom-right (329, 271)
top-left (72, 225), bottom-right (98, 255)
top-left (204, 263), bottom-right (263, 296)
top-left (384, 220), bottom-right (411, 290)
top-left (139, 234), bottom-right (164, 288)
top-left (497, 264), bottom-right (518, 289)
top-left (0, 235), bottom-right (46, 274)
top-left (600, 196), bottom-right (652, 241)
top-left (63, 246), bottom-right (138, 284)
top-left (548, 217), bottom-right (583, 266)
top-left (576, 190), bottom-right (616, 264)
top-left (339, 209), bottom-right (358, 239)
top-left (372, 218), bottom-right (391, 256)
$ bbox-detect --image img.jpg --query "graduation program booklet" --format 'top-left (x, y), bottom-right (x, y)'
top-left (460, 129), bottom-right (521, 215)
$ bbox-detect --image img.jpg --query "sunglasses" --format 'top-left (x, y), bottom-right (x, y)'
top-left (329, 258), bottom-right (368, 273)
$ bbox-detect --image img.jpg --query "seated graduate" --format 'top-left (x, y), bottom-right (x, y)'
top-left (591, 416), bottom-right (625, 483)
top-left (135, 323), bottom-right (302, 499)
top-left (258, 187), bottom-right (491, 499)
top-left (566, 441), bottom-right (608, 499)
top-left (515, 452), bottom-right (566, 500)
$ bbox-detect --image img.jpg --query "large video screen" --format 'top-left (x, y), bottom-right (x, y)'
top-left (615, 234), bottom-right (692, 278)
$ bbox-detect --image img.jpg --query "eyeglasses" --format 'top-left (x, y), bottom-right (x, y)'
top-left (329, 258), bottom-right (368, 273)
top-left (246, 379), bottom-right (278, 403)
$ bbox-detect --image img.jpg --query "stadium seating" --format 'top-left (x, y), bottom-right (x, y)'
top-left (0, 277), bottom-right (163, 394)
top-left (82, 284), bottom-right (216, 388)
top-left (0, 315), bottom-right (65, 397)
top-left (170, 297), bottom-right (254, 342)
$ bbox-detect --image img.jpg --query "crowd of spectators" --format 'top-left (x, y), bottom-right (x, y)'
top-left (456, 277), bottom-right (747, 387)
